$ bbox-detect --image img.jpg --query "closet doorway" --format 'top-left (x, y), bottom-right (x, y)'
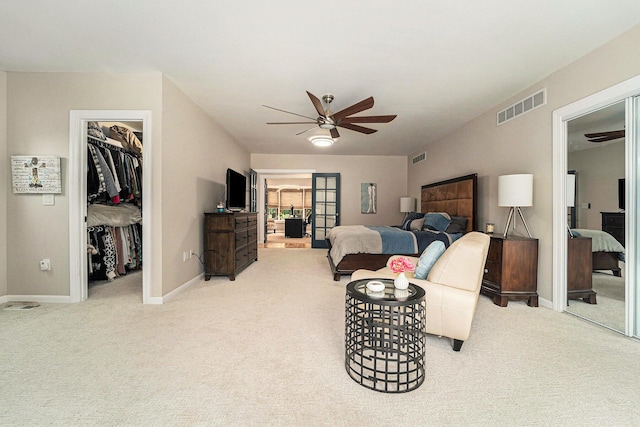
top-left (254, 169), bottom-right (315, 249)
top-left (69, 110), bottom-right (153, 304)
top-left (552, 75), bottom-right (640, 337)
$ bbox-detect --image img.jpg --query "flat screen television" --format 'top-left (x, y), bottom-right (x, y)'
top-left (618, 178), bottom-right (625, 210)
top-left (226, 168), bottom-right (246, 211)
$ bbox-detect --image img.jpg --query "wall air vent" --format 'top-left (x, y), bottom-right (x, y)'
top-left (412, 152), bottom-right (426, 164)
top-left (497, 88), bottom-right (546, 126)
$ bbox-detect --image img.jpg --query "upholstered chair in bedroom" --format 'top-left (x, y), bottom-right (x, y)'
top-left (351, 231), bottom-right (490, 352)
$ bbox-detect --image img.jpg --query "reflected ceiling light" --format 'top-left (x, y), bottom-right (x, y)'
top-left (309, 135), bottom-right (334, 147)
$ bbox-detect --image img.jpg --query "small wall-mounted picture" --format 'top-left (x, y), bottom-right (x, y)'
top-left (361, 182), bottom-right (377, 214)
top-left (11, 155), bottom-right (62, 194)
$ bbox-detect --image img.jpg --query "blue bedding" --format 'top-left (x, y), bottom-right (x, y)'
top-left (367, 226), bottom-right (417, 254)
top-left (414, 229), bottom-right (461, 253)
top-left (365, 226), bottom-right (460, 255)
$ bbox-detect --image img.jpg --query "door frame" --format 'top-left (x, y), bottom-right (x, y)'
top-left (311, 172), bottom-right (341, 248)
top-left (552, 75), bottom-right (640, 336)
top-left (69, 110), bottom-right (153, 304)
top-left (253, 169), bottom-right (315, 244)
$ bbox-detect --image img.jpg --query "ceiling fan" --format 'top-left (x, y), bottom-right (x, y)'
top-left (263, 91), bottom-right (397, 138)
top-left (584, 129), bottom-right (625, 143)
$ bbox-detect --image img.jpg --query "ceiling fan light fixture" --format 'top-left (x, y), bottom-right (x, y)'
top-left (318, 123), bottom-right (336, 130)
top-left (309, 135), bottom-right (334, 147)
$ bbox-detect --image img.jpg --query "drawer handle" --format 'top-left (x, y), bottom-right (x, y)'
top-left (484, 268), bottom-right (488, 273)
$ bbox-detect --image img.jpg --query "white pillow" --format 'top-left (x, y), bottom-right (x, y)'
top-left (409, 217), bottom-right (425, 231)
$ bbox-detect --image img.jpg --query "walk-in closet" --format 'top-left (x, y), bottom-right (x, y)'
top-left (86, 121), bottom-right (143, 295)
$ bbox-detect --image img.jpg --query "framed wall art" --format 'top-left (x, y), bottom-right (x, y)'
top-left (11, 155), bottom-right (62, 194)
top-left (361, 182), bottom-right (377, 214)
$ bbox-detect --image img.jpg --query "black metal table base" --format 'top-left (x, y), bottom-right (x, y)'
top-left (345, 280), bottom-right (426, 393)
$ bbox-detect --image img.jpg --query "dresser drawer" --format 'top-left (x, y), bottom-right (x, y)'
top-left (235, 230), bottom-right (248, 248)
top-left (235, 248), bottom-right (249, 268)
top-left (247, 226), bottom-right (257, 242)
top-left (602, 214), bottom-right (624, 227)
top-left (247, 242), bottom-right (257, 261)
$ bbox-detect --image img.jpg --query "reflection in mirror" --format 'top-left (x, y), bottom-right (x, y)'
top-left (566, 101), bottom-right (626, 332)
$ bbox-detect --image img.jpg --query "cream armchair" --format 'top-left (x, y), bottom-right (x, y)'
top-left (351, 231), bottom-right (490, 352)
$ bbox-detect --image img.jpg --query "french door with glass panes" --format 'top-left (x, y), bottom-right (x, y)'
top-left (311, 173), bottom-right (340, 248)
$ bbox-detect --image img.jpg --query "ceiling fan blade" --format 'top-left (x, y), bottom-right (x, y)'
top-left (306, 91), bottom-right (325, 117)
top-left (263, 105), bottom-right (317, 121)
top-left (332, 97), bottom-right (375, 121)
top-left (295, 126), bottom-right (319, 136)
top-left (339, 114), bottom-right (397, 124)
top-left (587, 136), bottom-right (621, 143)
top-left (584, 130), bottom-right (625, 141)
top-left (267, 121), bottom-right (317, 125)
top-left (330, 128), bottom-right (340, 139)
top-left (337, 122), bottom-right (378, 134)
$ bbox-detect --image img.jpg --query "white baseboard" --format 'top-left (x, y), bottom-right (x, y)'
top-left (161, 273), bottom-right (204, 304)
top-left (1, 274), bottom-right (204, 306)
top-left (539, 296), bottom-right (552, 309)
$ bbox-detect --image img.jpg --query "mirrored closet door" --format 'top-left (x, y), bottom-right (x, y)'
top-left (565, 101), bottom-right (626, 332)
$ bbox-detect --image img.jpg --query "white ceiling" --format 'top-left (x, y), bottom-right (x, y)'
top-left (2, 1), bottom-right (640, 156)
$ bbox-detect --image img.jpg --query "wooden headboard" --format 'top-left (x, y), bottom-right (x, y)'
top-left (420, 173), bottom-right (478, 233)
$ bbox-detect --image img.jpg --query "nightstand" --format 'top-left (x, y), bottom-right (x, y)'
top-left (481, 234), bottom-right (539, 307)
top-left (567, 236), bottom-right (596, 304)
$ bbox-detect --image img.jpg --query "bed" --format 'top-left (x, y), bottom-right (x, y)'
top-left (326, 173), bottom-right (478, 281)
top-left (570, 228), bottom-right (625, 276)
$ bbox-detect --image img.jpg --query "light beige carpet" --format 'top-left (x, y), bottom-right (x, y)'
top-left (566, 271), bottom-right (626, 332)
top-left (1, 248), bottom-right (639, 426)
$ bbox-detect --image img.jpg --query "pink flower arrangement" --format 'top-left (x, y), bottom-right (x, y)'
top-left (389, 256), bottom-right (415, 274)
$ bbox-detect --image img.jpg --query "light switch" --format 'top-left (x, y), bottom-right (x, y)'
top-left (42, 194), bottom-right (55, 206)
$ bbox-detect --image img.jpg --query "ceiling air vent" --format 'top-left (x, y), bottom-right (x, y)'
top-left (412, 152), bottom-right (426, 164)
top-left (497, 88), bottom-right (546, 126)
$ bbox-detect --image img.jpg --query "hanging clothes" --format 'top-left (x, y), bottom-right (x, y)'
top-left (87, 137), bottom-right (142, 205)
top-left (87, 224), bottom-right (142, 282)
top-left (86, 130), bottom-right (143, 284)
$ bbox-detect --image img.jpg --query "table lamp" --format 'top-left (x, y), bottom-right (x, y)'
top-left (498, 174), bottom-right (533, 238)
top-left (400, 197), bottom-right (416, 223)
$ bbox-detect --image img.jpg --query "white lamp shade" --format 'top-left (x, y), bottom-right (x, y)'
top-left (498, 174), bottom-right (533, 207)
top-left (566, 174), bottom-right (576, 208)
top-left (400, 197), bottom-right (416, 213)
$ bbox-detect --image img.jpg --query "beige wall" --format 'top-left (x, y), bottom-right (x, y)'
top-left (252, 154), bottom-right (408, 242)
top-left (569, 142), bottom-right (625, 229)
top-left (408, 24), bottom-right (640, 302)
top-left (161, 76), bottom-right (249, 295)
top-left (0, 72), bottom-right (6, 297)
top-left (4, 73), bottom-right (250, 299)
top-left (6, 72), bottom-right (163, 297)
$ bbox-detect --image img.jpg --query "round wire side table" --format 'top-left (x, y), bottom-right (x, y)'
top-left (345, 278), bottom-right (426, 393)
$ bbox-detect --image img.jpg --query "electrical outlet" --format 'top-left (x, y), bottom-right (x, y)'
top-left (189, 250), bottom-right (194, 259)
top-left (182, 251), bottom-right (188, 262)
top-left (40, 259), bottom-right (51, 271)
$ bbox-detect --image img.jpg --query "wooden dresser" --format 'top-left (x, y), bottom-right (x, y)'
top-left (601, 211), bottom-right (624, 246)
top-left (204, 212), bottom-right (258, 281)
top-left (482, 235), bottom-right (539, 307)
